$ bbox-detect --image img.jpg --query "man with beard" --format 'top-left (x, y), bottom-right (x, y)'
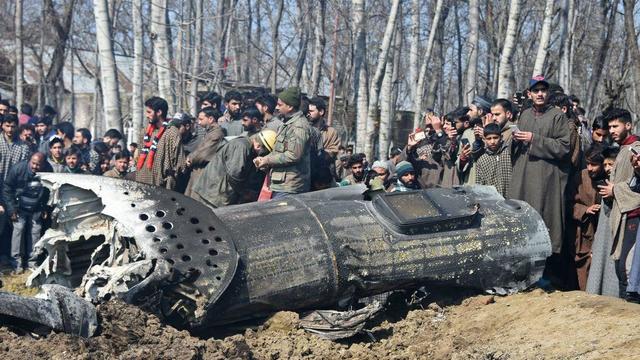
top-left (200, 91), bottom-right (222, 110)
top-left (591, 116), bottom-right (610, 145)
top-left (241, 107), bottom-right (263, 137)
top-left (389, 161), bottom-right (421, 192)
top-left (255, 94), bottom-right (282, 131)
top-left (509, 75), bottom-right (571, 288)
top-left (135, 96), bottom-right (186, 190)
top-left (72, 128), bottom-right (93, 172)
top-left (489, 99), bottom-right (516, 144)
top-left (253, 87), bottom-right (312, 197)
top-left (458, 96), bottom-right (492, 185)
top-left (569, 144), bottom-right (607, 290)
top-left (597, 108), bottom-right (640, 297)
top-left (185, 107), bottom-right (225, 197)
top-left (340, 155), bottom-right (366, 186)
top-left (219, 91), bottom-right (244, 136)
top-left (193, 129), bottom-right (277, 208)
top-left (0, 114), bottom-right (31, 182)
top-left (34, 116), bottom-right (53, 154)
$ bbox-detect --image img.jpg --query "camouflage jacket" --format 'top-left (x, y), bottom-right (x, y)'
top-left (264, 110), bottom-right (311, 193)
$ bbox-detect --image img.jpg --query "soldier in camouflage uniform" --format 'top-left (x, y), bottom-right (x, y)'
top-left (253, 87), bottom-right (311, 197)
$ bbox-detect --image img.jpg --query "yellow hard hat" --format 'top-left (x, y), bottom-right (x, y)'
top-left (258, 129), bottom-right (277, 153)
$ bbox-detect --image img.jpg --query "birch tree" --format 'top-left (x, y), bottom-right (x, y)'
top-left (151, 0), bottom-right (174, 112)
top-left (413, 0), bottom-right (444, 128)
top-left (93, 0), bottom-right (122, 133)
top-left (353, 0), bottom-right (367, 153)
top-left (131, 0), bottom-right (144, 141)
top-left (464, 0), bottom-right (479, 105)
top-left (309, 0), bottom-right (326, 96)
top-left (532, 0), bottom-right (555, 77)
top-left (363, 0), bottom-right (400, 160)
top-left (496, 0), bottom-right (521, 98)
top-left (14, 0), bottom-right (24, 107)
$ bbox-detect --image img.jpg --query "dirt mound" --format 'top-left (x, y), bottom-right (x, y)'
top-left (2, 290), bottom-right (640, 359)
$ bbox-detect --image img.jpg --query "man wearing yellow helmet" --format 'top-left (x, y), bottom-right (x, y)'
top-left (192, 129), bottom-right (277, 208)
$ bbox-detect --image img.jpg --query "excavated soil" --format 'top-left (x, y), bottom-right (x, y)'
top-left (1, 285), bottom-right (640, 359)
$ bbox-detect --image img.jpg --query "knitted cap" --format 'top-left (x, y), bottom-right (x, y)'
top-left (372, 160), bottom-right (388, 171)
top-left (278, 87), bottom-right (301, 108)
top-left (395, 161), bottom-right (414, 177)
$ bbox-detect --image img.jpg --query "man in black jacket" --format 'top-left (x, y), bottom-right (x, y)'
top-left (3, 152), bottom-right (51, 272)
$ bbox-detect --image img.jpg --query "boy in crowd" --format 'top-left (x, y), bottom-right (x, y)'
top-left (570, 144), bottom-right (607, 290)
top-left (63, 146), bottom-right (84, 174)
top-left (104, 152), bottom-right (131, 179)
top-left (475, 123), bottom-right (511, 198)
top-left (47, 137), bottom-right (65, 173)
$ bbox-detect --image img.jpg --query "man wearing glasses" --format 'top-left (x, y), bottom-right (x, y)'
top-left (509, 75), bottom-right (572, 288)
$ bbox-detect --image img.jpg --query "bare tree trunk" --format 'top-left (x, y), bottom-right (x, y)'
top-left (465, 0), bottom-right (479, 105)
top-left (353, 0), bottom-right (367, 153)
top-left (270, 0), bottom-right (285, 93)
top-left (189, 0), bottom-right (203, 115)
top-left (93, 0), bottom-right (122, 133)
top-left (44, 0), bottom-right (76, 114)
top-left (408, 0), bottom-right (420, 109)
top-left (151, 0), bottom-right (174, 113)
top-left (586, 0), bottom-right (618, 114)
top-left (215, 0), bottom-right (227, 84)
top-left (309, 0), bottom-right (326, 96)
top-left (532, 0), bottom-right (554, 76)
top-left (15, 0), bottom-right (24, 107)
top-left (244, 0), bottom-right (253, 84)
top-left (92, 43), bottom-right (102, 134)
top-left (132, 0), bottom-right (144, 141)
top-left (496, 0), bottom-right (521, 98)
top-left (454, 2), bottom-right (463, 107)
top-left (624, 0), bottom-right (640, 114)
top-left (413, 0), bottom-right (444, 128)
top-left (292, 0), bottom-right (309, 88)
top-left (363, 0), bottom-right (400, 160)
top-left (327, 13), bottom-right (339, 126)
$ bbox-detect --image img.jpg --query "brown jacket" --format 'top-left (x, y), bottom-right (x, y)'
top-left (570, 169), bottom-right (601, 290)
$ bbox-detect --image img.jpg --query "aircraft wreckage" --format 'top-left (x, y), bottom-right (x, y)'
top-left (0, 174), bottom-right (551, 338)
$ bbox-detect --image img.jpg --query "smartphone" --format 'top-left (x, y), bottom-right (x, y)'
top-left (632, 147), bottom-right (639, 156)
top-left (509, 124), bottom-right (519, 133)
top-left (594, 179), bottom-right (607, 188)
top-left (460, 138), bottom-right (470, 147)
top-left (413, 130), bottom-right (427, 142)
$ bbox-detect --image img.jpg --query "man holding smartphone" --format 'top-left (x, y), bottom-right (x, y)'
top-left (508, 75), bottom-right (571, 288)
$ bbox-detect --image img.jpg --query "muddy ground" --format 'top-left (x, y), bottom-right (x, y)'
top-left (1, 270), bottom-right (639, 360)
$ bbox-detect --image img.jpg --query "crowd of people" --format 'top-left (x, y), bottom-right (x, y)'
top-left (1, 76), bottom-right (640, 303)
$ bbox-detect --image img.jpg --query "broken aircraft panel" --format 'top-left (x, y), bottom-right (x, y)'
top-left (1, 174), bottom-right (551, 336)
